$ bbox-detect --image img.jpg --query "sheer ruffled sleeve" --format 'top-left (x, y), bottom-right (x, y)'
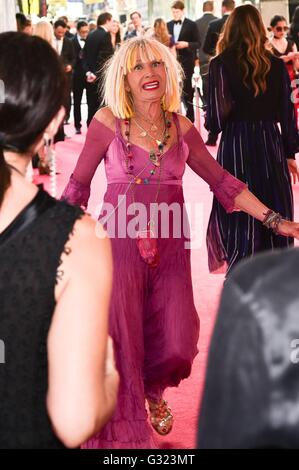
top-left (185, 125), bottom-right (247, 213)
top-left (205, 56), bottom-right (234, 135)
top-left (279, 61), bottom-right (299, 159)
top-left (61, 118), bottom-right (114, 209)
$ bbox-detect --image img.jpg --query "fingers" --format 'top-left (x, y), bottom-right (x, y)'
top-left (293, 169), bottom-right (299, 184)
top-left (289, 167), bottom-right (299, 184)
top-left (292, 170), bottom-right (297, 185)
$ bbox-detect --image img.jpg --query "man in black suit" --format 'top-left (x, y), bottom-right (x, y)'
top-left (203, 0), bottom-right (235, 57)
top-left (124, 11), bottom-right (144, 40)
top-left (167, 1), bottom-right (200, 123)
top-left (84, 12), bottom-right (114, 126)
top-left (196, 2), bottom-right (218, 109)
top-left (54, 19), bottom-right (75, 126)
top-left (202, 0), bottom-right (235, 146)
top-left (59, 16), bottom-right (75, 40)
top-left (72, 21), bottom-right (89, 134)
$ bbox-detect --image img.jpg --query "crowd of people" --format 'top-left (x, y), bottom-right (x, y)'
top-left (1, 0), bottom-right (299, 451)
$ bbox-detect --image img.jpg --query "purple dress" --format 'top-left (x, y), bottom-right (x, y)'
top-left (62, 112), bottom-right (246, 448)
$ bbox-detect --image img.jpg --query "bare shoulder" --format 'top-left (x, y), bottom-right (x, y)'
top-left (176, 113), bottom-right (194, 136)
top-left (55, 213), bottom-right (112, 301)
top-left (94, 107), bottom-right (116, 132)
top-left (62, 214), bottom-right (111, 278)
top-left (70, 214), bottom-right (111, 257)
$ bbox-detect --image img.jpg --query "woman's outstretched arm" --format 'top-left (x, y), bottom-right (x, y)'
top-left (181, 115), bottom-right (299, 239)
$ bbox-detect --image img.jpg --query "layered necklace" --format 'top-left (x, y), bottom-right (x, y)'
top-left (122, 110), bottom-right (172, 268)
top-left (123, 110), bottom-right (172, 185)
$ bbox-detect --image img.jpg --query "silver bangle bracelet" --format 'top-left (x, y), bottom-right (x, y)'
top-left (262, 210), bottom-right (283, 234)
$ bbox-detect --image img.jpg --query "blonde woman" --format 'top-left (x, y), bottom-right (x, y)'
top-left (62, 37), bottom-right (299, 448)
top-left (33, 20), bottom-right (56, 174)
top-left (33, 19), bottom-right (55, 48)
top-left (206, 4), bottom-right (299, 274)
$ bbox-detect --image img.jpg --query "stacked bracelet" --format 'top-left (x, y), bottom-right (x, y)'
top-left (262, 210), bottom-right (283, 234)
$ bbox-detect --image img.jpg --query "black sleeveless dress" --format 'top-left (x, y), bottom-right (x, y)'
top-left (0, 188), bottom-right (83, 448)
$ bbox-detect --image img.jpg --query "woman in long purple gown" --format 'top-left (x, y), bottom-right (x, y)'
top-left (62, 38), bottom-right (299, 448)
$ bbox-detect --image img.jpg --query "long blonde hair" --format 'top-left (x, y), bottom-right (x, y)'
top-left (217, 5), bottom-right (272, 96)
top-left (154, 18), bottom-right (171, 47)
top-left (102, 37), bottom-right (184, 119)
top-left (33, 20), bottom-right (55, 48)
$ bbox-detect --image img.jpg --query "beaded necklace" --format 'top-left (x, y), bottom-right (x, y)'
top-left (123, 111), bottom-right (172, 185)
top-left (122, 111), bottom-right (172, 268)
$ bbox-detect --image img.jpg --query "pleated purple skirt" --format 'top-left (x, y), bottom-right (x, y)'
top-left (83, 183), bottom-right (200, 448)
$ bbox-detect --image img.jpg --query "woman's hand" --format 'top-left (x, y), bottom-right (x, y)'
top-left (287, 159), bottom-right (299, 184)
top-left (287, 51), bottom-right (297, 59)
top-left (277, 219), bottom-right (299, 239)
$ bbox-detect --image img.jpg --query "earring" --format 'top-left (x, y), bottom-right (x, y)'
top-left (45, 138), bottom-right (57, 198)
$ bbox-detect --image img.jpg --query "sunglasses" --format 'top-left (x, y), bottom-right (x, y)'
top-left (274, 26), bottom-right (289, 32)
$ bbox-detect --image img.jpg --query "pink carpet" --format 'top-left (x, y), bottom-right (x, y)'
top-left (37, 120), bottom-right (299, 449)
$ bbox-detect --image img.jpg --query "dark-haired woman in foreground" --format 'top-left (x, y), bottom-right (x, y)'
top-left (206, 5), bottom-right (299, 274)
top-left (0, 32), bottom-right (118, 449)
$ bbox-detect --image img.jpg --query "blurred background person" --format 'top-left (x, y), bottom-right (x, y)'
top-left (59, 15), bottom-right (75, 39)
top-left (203, 0), bottom-right (235, 57)
top-left (110, 19), bottom-right (122, 50)
top-left (33, 19), bottom-right (56, 174)
top-left (16, 13), bottom-right (32, 35)
top-left (269, 15), bottom-right (299, 78)
top-left (88, 20), bottom-right (97, 33)
top-left (289, 5), bottom-right (299, 51)
top-left (152, 18), bottom-right (176, 55)
top-left (124, 11), bottom-right (144, 39)
top-left (53, 19), bottom-right (75, 127)
top-left (198, 247), bottom-right (299, 449)
top-left (203, 0), bottom-right (235, 146)
top-left (72, 20), bottom-right (89, 134)
top-left (206, 4), bottom-right (299, 275)
top-left (84, 12), bottom-right (114, 126)
top-left (124, 20), bottom-right (134, 38)
top-left (196, 2), bottom-right (218, 137)
top-left (167, 1), bottom-right (200, 123)
top-left (33, 19), bottom-right (55, 48)
top-left (269, 15), bottom-right (299, 126)
top-left (0, 31), bottom-right (118, 449)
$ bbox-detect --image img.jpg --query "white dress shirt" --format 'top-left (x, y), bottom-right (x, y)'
top-left (77, 34), bottom-right (85, 49)
top-left (55, 38), bottom-right (63, 55)
top-left (173, 17), bottom-right (185, 43)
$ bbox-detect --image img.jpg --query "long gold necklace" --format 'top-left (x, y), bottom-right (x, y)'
top-left (132, 118), bottom-right (165, 143)
top-left (124, 112), bottom-right (172, 184)
top-left (134, 111), bottom-right (164, 132)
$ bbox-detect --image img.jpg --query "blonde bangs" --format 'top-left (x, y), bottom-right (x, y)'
top-left (102, 38), bottom-right (183, 119)
top-left (125, 41), bottom-right (163, 74)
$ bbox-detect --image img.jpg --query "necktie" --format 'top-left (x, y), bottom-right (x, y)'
top-left (174, 20), bottom-right (182, 25)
